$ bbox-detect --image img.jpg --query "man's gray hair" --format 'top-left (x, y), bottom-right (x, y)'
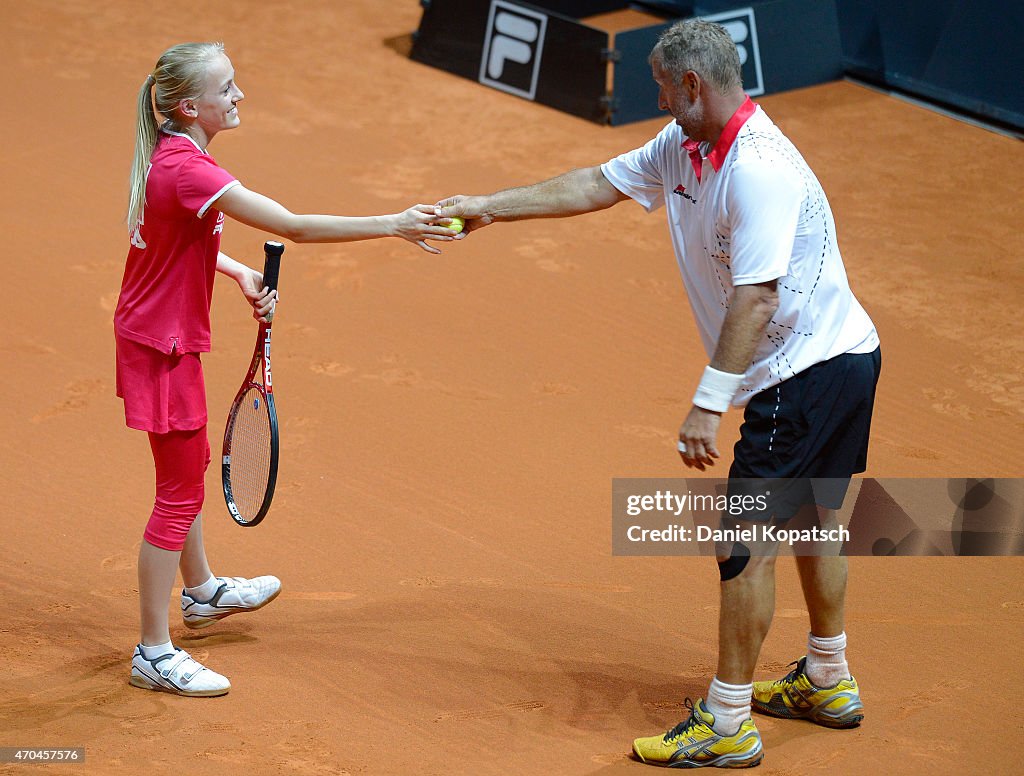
top-left (649, 19), bottom-right (742, 93)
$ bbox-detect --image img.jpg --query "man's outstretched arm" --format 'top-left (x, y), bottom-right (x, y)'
top-left (435, 166), bottom-right (628, 234)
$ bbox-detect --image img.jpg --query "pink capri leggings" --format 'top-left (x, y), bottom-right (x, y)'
top-left (144, 426), bottom-right (211, 551)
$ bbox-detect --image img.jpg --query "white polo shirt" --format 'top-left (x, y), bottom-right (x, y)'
top-left (601, 98), bottom-right (878, 407)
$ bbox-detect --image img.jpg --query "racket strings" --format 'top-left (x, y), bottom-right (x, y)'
top-left (226, 385), bottom-right (273, 520)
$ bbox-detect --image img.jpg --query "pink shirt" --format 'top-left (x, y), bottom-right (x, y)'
top-left (114, 129), bottom-right (240, 354)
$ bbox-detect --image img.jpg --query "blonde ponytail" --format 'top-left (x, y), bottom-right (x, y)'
top-left (127, 74), bottom-right (158, 231)
top-left (125, 43), bottom-right (226, 232)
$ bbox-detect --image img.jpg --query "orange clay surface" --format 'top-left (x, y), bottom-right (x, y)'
top-left (2, 2), bottom-right (1023, 775)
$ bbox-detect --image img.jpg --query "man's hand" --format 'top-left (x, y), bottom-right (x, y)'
top-left (678, 405), bottom-right (722, 470)
top-left (434, 195), bottom-right (494, 238)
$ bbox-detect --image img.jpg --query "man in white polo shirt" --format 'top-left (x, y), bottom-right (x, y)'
top-left (437, 18), bottom-right (880, 769)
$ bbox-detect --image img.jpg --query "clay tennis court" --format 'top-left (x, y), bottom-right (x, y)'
top-left (2, 2), bottom-right (1022, 774)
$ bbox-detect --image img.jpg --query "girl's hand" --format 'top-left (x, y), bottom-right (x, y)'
top-left (393, 204), bottom-right (458, 254)
top-left (238, 267), bottom-right (278, 322)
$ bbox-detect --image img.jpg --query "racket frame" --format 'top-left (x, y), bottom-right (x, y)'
top-left (222, 242), bottom-right (283, 527)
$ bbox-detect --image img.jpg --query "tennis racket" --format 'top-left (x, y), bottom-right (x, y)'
top-left (222, 241), bottom-right (284, 527)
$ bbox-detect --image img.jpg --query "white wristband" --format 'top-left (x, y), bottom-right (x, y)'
top-left (692, 366), bottom-right (744, 412)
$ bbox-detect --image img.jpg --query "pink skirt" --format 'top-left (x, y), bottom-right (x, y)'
top-left (115, 335), bottom-right (207, 434)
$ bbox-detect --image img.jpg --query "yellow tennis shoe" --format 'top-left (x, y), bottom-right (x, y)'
top-left (752, 657), bottom-right (864, 728)
top-left (632, 698), bottom-right (763, 768)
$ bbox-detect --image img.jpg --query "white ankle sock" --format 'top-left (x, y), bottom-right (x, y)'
top-left (804, 631), bottom-right (849, 687)
top-left (185, 575), bottom-right (220, 602)
top-left (139, 640), bottom-right (174, 660)
top-left (705, 677), bottom-right (753, 736)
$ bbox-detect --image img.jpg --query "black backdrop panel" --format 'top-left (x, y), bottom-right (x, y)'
top-left (411, 0), bottom-right (493, 81)
top-left (412, 0), bottom-right (608, 123)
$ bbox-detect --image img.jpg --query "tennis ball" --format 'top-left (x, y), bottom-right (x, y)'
top-left (446, 216), bottom-right (465, 234)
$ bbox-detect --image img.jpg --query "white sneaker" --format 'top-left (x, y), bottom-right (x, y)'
top-left (129, 645), bottom-right (230, 697)
top-left (181, 575), bottom-right (282, 629)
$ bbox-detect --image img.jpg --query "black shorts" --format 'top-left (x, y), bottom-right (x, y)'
top-left (728, 347), bottom-right (881, 516)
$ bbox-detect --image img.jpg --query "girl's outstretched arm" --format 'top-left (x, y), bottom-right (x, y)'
top-left (216, 186), bottom-right (454, 254)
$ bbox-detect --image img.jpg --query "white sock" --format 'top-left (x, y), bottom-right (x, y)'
top-left (185, 575), bottom-right (220, 602)
top-left (705, 677), bottom-right (753, 736)
top-left (139, 640), bottom-right (174, 660)
top-left (804, 631), bottom-right (849, 687)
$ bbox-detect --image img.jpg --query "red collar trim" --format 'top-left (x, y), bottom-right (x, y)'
top-left (706, 96), bottom-right (757, 172)
top-left (681, 137), bottom-right (703, 182)
top-left (680, 97), bottom-right (758, 183)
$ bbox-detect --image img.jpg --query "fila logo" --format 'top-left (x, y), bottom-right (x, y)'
top-left (673, 184), bottom-right (696, 204)
top-left (702, 7), bottom-right (764, 97)
top-left (213, 211), bottom-right (226, 235)
top-left (479, 0), bottom-right (547, 101)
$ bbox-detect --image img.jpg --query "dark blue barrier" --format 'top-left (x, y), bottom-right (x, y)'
top-left (836, 0), bottom-right (1024, 130)
top-left (411, 0), bottom-right (1022, 130)
top-left (411, 0), bottom-right (845, 125)
top-left (613, 0), bottom-right (843, 124)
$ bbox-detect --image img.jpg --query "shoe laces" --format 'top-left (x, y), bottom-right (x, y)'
top-left (770, 659), bottom-right (811, 696)
top-left (664, 698), bottom-right (700, 742)
top-left (777, 658), bottom-right (804, 686)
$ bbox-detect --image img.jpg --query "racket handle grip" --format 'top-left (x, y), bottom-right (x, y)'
top-left (263, 241), bottom-right (284, 293)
